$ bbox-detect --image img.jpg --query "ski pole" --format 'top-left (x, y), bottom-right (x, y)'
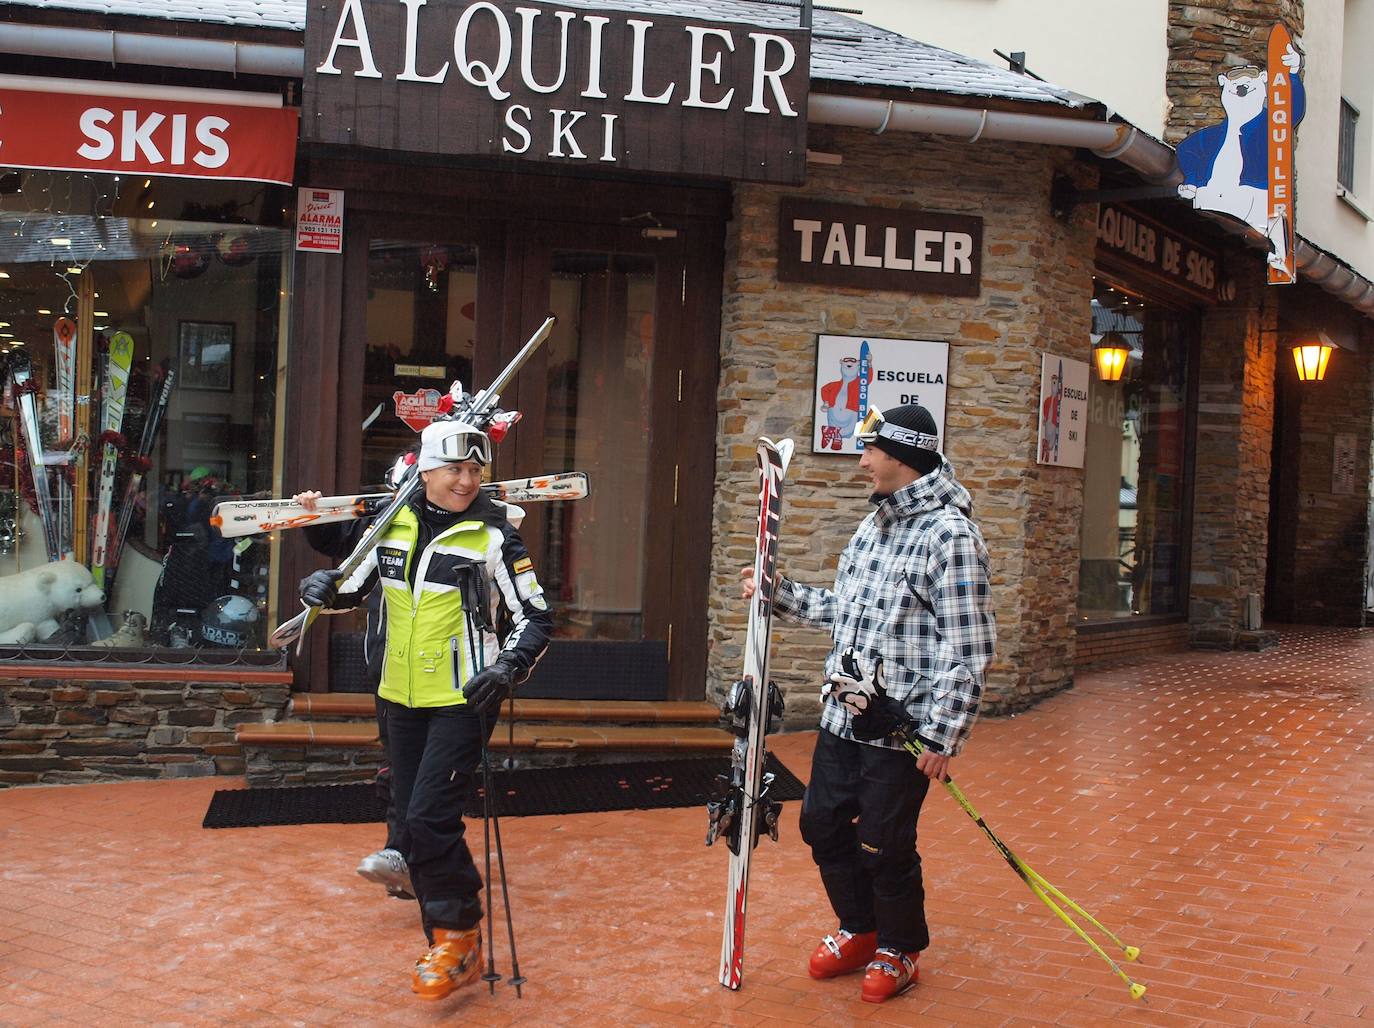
top-left (477, 710), bottom-right (502, 994)
top-left (896, 727), bottom-right (1146, 1001)
top-left (487, 727), bottom-right (525, 996)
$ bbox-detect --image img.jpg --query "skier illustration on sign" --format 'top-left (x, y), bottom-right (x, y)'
top-left (298, 420), bottom-right (552, 1000)
top-left (1175, 42), bottom-right (1305, 272)
top-left (1040, 366), bottom-right (1062, 464)
top-left (818, 354), bottom-right (875, 451)
top-left (741, 403), bottom-right (996, 1003)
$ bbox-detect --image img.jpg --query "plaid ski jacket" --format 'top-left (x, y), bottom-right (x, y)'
top-left (773, 461), bottom-right (996, 756)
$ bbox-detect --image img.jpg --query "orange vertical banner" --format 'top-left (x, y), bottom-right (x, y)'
top-left (1267, 23), bottom-right (1297, 285)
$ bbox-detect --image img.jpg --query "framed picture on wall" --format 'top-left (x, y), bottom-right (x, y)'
top-left (178, 320), bottom-right (234, 391)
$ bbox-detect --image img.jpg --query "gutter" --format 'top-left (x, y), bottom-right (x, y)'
top-left (0, 22), bottom-right (304, 78)
top-left (810, 92), bottom-right (1374, 320)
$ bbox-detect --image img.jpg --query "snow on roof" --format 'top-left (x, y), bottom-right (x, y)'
top-left (5, 0), bottom-right (1095, 109)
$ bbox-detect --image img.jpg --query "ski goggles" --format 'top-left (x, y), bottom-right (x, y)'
top-left (433, 430), bottom-right (491, 465)
top-left (856, 407), bottom-right (940, 451)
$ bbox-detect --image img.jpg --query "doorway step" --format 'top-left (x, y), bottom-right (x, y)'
top-left (235, 694), bottom-right (730, 787)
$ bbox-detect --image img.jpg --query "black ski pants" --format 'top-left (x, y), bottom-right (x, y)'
top-left (382, 697), bottom-right (494, 941)
top-left (799, 729), bottom-right (932, 953)
top-left (373, 695), bottom-right (399, 852)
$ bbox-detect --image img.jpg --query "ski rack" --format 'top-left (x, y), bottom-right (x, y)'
top-left (268, 314), bottom-right (557, 652)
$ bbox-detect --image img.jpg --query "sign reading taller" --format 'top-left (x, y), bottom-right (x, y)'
top-left (304, 0), bottom-right (810, 184)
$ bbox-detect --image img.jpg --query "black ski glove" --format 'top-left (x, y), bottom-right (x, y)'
top-left (463, 656), bottom-right (519, 717)
top-left (300, 569), bottom-right (344, 608)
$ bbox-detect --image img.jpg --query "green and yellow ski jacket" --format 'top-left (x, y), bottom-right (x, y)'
top-left (324, 492), bottom-right (552, 709)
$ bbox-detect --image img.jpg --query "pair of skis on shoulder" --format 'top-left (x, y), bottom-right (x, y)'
top-left (708, 436), bottom-right (794, 991)
top-left (209, 472), bottom-right (588, 538)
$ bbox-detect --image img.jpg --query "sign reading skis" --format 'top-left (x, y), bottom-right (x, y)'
top-left (303, 0), bottom-right (810, 183)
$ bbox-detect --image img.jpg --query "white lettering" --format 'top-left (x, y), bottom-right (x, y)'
top-left (193, 117), bottom-right (230, 168)
top-left (170, 113), bottom-right (187, 165)
top-left (600, 113), bottom-right (617, 162)
top-left (549, 109), bottom-right (587, 159)
top-left (398, 0), bottom-right (449, 83)
top-left (502, 104), bottom-right (532, 153)
top-left (853, 225), bottom-right (882, 268)
top-left (684, 26), bottom-right (735, 110)
top-left (581, 15), bottom-right (609, 99)
top-left (883, 226), bottom-right (913, 270)
top-left (793, 219), bottom-right (822, 263)
top-left (516, 7), bottom-right (574, 94)
top-left (454, 2), bottom-right (512, 101)
top-left (626, 20), bottom-right (674, 104)
top-left (76, 107), bottom-right (115, 160)
top-left (913, 229), bottom-right (942, 272)
top-left (746, 33), bottom-right (797, 116)
top-left (121, 110), bottom-right (164, 163)
top-left (944, 232), bottom-right (973, 274)
top-left (822, 223), bottom-right (850, 265)
top-left (316, 0), bottom-right (382, 78)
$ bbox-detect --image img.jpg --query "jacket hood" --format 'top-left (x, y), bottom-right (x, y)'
top-left (882, 459), bottom-right (973, 518)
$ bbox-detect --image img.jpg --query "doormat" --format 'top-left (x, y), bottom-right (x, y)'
top-left (202, 753), bottom-right (806, 829)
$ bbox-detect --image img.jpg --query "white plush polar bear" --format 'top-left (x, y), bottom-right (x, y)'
top-left (0, 560), bottom-right (106, 645)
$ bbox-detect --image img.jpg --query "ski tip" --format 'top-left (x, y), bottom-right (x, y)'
top-left (759, 438), bottom-right (795, 472)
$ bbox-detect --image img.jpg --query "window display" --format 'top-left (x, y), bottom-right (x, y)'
top-left (0, 170), bottom-right (290, 657)
top-left (1078, 281), bottom-right (1195, 620)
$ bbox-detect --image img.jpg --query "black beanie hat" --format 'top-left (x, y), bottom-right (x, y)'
top-left (867, 403), bottom-right (942, 475)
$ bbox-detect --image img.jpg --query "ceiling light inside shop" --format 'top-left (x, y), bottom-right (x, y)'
top-left (50, 238), bottom-right (71, 246)
top-left (0, 270), bottom-right (9, 279)
top-left (94, 325), bottom-right (108, 331)
top-left (94, 311), bottom-right (109, 317)
top-left (10, 340), bottom-right (23, 346)
top-left (0, 333), bottom-right (12, 338)
top-left (37, 308), bottom-right (51, 315)
top-left (146, 201), bottom-right (155, 210)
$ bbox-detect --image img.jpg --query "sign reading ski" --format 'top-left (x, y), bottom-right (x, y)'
top-left (707, 437), bottom-right (792, 990)
top-left (304, 0), bottom-right (810, 183)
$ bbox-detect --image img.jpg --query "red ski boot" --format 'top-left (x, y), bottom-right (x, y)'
top-left (860, 947), bottom-right (919, 1003)
top-left (807, 929), bottom-right (878, 979)
top-left (411, 927), bottom-right (481, 1000)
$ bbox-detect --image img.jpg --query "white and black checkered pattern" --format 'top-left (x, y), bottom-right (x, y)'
top-left (774, 462), bottom-right (996, 756)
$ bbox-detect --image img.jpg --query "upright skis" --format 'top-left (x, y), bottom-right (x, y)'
top-left (707, 437), bottom-right (793, 990)
top-left (10, 353), bottom-right (61, 561)
top-left (91, 332), bottom-right (135, 587)
top-left (108, 365), bottom-right (176, 586)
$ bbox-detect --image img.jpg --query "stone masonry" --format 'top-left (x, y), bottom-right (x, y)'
top-left (0, 675), bottom-right (290, 787)
top-left (707, 124), bottom-right (1100, 721)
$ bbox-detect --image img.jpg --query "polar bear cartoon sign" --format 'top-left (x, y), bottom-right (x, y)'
top-left (1175, 24), bottom-right (1304, 281)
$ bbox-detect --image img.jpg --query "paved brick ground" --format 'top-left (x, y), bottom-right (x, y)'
top-left (1, 626), bottom-right (1372, 1026)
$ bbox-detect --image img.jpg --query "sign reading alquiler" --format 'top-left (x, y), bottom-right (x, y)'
top-left (777, 199), bottom-right (983, 296)
top-left (1096, 203), bottom-right (1220, 303)
top-left (304, 0), bottom-right (810, 183)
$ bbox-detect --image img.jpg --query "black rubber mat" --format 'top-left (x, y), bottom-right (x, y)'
top-left (203, 753), bottom-right (806, 828)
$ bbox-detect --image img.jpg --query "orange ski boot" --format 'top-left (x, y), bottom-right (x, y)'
top-left (860, 947), bottom-right (919, 1003)
top-left (411, 927), bottom-right (482, 1000)
top-left (808, 929), bottom-right (878, 979)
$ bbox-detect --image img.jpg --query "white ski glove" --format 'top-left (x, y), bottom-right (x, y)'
top-left (822, 646), bottom-right (887, 716)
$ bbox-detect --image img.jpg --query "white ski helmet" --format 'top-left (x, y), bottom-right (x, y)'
top-left (418, 420), bottom-right (490, 470)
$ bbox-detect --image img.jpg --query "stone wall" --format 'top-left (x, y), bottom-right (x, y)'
top-left (1188, 263), bottom-right (1280, 646)
top-left (707, 125), bottom-right (1100, 721)
top-left (1166, 0), bottom-right (1304, 142)
top-left (0, 671), bottom-right (290, 787)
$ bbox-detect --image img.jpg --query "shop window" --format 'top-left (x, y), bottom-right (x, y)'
top-left (0, 170), bottom-right (290, 659)
top-left (1078, 283), bottom-right (1194, 620)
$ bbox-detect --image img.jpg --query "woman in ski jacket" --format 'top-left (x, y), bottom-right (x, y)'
top-left (300, 420), bottom-right (551, 1001)
top-left (744, 402), bottom-right (995, 1004)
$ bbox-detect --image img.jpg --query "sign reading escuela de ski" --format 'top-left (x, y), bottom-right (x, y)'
top-left (304, 0), bottom-right (810, 184)
top-left (778, 199), bottom-right (983, 296)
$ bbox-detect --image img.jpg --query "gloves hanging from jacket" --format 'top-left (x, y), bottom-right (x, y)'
top-left (824, 646), bottom-right (909, 742)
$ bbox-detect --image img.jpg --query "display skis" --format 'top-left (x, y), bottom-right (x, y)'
top-left (10, 353), bottom-right (61, 561)
top-left (706, 437), bottom-right (793, 991)
top-left (90, 332), bottom-right (135, 588)
top-left (108, 364), bottom-right (175, 585)
top-left (268, 314), bottom-right (557, 652)
top-left (53, 318), bottom-right (77, 552)
top-left (210, 472), bottom-right (589, 538)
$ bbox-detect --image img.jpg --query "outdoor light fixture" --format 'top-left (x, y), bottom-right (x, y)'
top-left (1292, 334), bottom-right (1334, 382)
top-left (1093, 331), bottom-right (1131, 382)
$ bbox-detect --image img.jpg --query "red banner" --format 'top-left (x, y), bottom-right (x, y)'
top-left (0, 85), bottom-right (298, 184)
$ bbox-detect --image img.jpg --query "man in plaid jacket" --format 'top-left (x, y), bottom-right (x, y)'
top-left (744, 402), bottom-right (995, 1003)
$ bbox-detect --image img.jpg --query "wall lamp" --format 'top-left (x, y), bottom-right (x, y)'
top-left (1292, 332), bottom-right (1335, 382)
top-left (1093, 331), bottom-right (1131, 382)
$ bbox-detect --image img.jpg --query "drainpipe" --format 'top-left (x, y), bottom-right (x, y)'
top-left (811, 92), bottom-right (1374, 318)
top-left (0, 22), bottom-right (304, 78)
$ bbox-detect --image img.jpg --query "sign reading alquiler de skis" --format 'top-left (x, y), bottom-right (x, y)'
top-left (303, 0), bottom-right (810, 183)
